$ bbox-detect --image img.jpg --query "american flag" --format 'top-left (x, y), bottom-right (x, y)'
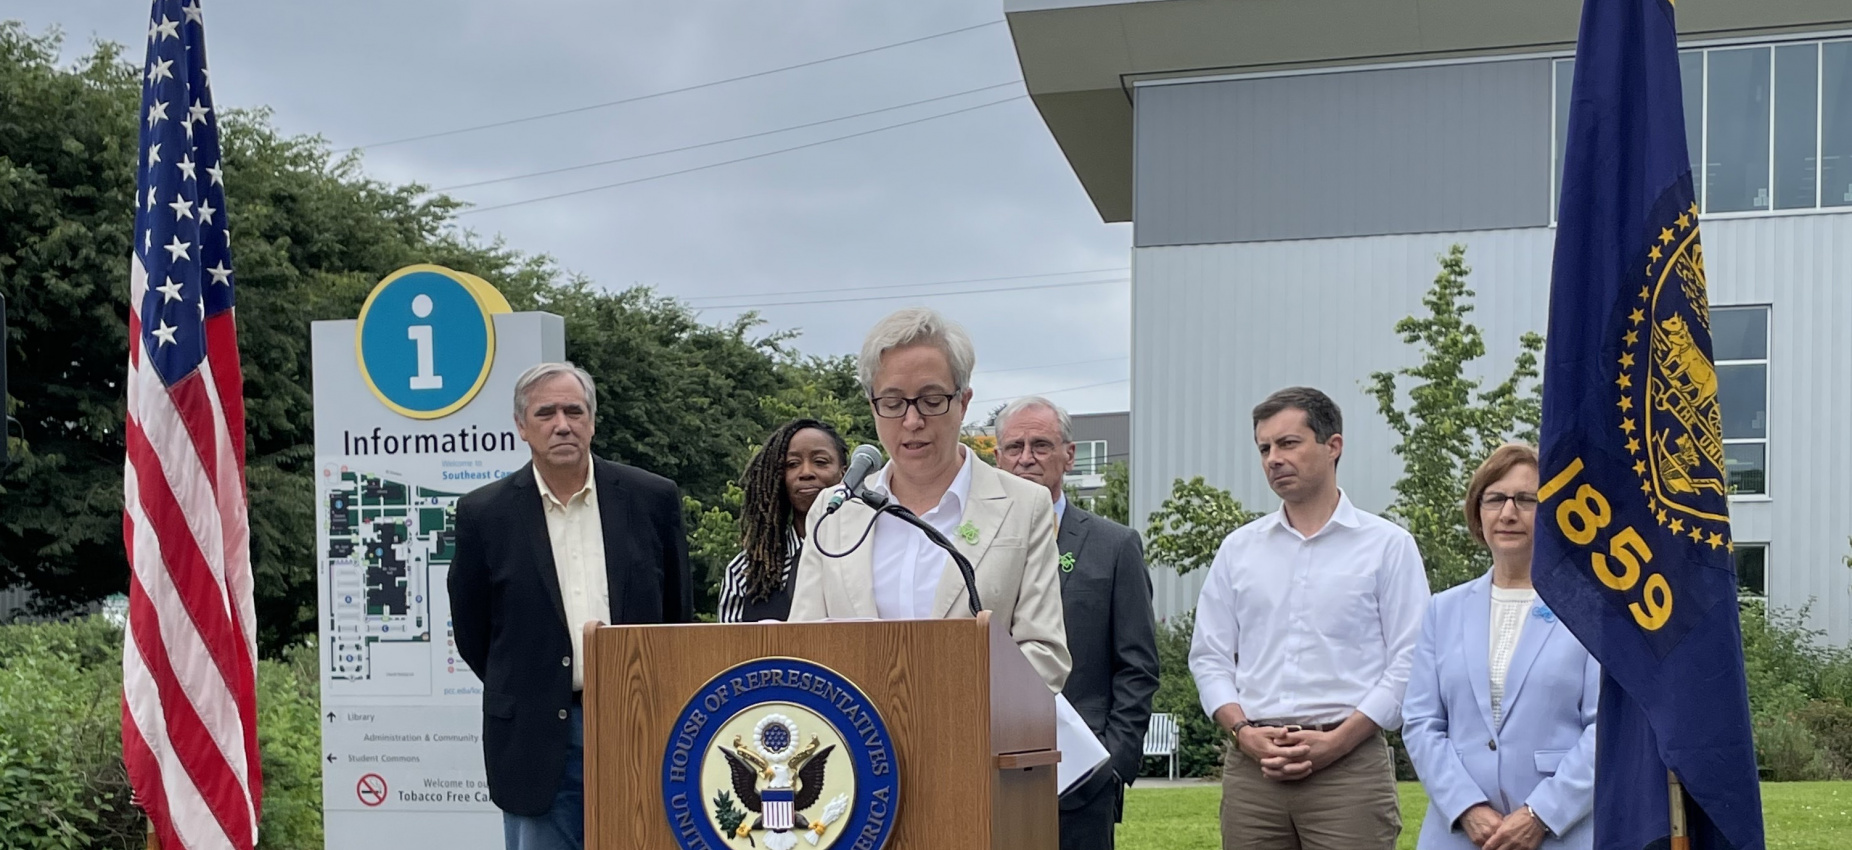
top-left (122, 1), bottom-right (262, 848)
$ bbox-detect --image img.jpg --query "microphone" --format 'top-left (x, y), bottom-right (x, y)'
top-left (825, 445), bottom-right (885, 512)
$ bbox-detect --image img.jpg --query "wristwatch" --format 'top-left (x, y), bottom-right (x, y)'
top-left (1228, 719), bottom-right (1254, 738)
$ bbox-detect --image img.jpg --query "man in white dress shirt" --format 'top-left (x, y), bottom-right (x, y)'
top-left (1188, 386), bottom-right (1431, 850)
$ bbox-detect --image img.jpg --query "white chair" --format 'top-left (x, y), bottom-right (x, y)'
top-left (1143, 712), bottom-right (1179, 780)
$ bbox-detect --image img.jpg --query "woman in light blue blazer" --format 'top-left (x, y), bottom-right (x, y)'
top-left (1403, 444), bottom-right (1599, 850)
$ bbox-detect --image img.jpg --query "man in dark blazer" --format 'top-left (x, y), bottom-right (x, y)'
top-left (449, 362), bottom-right (693, 850)
top-left (995, 397), bottom-right (1161, 850)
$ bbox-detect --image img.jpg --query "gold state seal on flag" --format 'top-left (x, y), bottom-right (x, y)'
top-left (1615, 201), bottom-right (1732, 552)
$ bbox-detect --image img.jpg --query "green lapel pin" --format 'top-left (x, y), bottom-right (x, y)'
top-left (1059, 552), bottom-right (1076, 573)
top-left (957, 521), bottom-right (979, 545)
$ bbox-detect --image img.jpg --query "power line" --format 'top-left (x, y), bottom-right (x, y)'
top-left (434, 81), bottom-right (1022, 192)
top-left (455, 94), bottom-right (1024, 215)
top-left (342, 20), bottom-right (1006, 151)
top-left (681, 266), bottom-right (1128, 303)
top-left (973, 356), bottom-right (1127, 377)
top-left (969, 378), bottom-right (1129, 409)
top-left (693, 276), bottom-right (1125, 310)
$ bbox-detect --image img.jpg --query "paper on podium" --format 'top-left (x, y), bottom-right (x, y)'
top-left (1054, 693), bottom-right (1109, 794)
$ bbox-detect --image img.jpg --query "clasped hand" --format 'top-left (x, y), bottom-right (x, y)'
top-left (1234, 725), bottom-right (1349, 781)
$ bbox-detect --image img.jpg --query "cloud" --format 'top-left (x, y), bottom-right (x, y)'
top-left (16, 0), bottom-right (1133, 418)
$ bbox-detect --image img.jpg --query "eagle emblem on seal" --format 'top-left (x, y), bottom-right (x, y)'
top-left (712, 713), bottom-right (850, 850)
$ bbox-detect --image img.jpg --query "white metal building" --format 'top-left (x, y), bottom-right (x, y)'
top-left (1007, 0), bottom-right (1852, 642)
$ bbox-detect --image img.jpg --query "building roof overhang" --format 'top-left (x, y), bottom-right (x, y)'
top-left (1005, 0), bottom-right (1852, 222)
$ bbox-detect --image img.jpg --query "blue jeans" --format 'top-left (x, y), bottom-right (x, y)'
top-left (503, 704), bottom-right (584, 850)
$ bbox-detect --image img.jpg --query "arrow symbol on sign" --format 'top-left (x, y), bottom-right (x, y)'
top-left (326, 753), bottom-right (337, 764)
top-left (326, 712), bottom-right (336, 722)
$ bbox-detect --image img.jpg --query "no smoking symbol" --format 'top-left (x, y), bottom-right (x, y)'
top-left (356, 773), bottom-right (388, 807)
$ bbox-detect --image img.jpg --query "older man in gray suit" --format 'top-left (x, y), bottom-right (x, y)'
top-left (996, 397), bottom-right (1161, 850)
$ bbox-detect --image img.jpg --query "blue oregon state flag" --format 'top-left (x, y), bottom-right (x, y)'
top-left (1535, 0), bottom-right (1766, 849)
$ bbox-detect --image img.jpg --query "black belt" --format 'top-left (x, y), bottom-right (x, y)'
top-left (1254, 720), bottom-right (1344, 733)
top-left (570, 690), bottom-right (583, 707)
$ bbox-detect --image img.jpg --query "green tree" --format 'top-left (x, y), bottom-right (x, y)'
top-left (0, 27), bottom-right (870, 646)
top-left (1365, 244), bottom-right (1544, 591)
top-left (684, 485), bottom-right (743, 619)
top-left (0, 25), bottom-right (535, 647)
top-left (1092, 460), bottom-right (1130, 526)
top-left (0, 25), bottom-right (142, 619)
top-left (1142, 477), bottom-right (1260, 575)
top-left (761, 353), bottom-right (876, 449)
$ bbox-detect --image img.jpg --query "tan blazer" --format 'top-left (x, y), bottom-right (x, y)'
top-left (789, 459), bottom-right (1072, 692)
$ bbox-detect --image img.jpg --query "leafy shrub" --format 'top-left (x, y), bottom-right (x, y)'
top-left (1142, 612), bottom-right (1225, 778)
top-left (1740, 601), bottom-right (1852, 779)
top-left (0, 617), bottom-right (324, 848)
top-left (255, 641), bottom-right (324, 849)
top-left (1792, 699), bottom-right (1852, 777)
top-left (0, 617), bottom-right (139, 849)
top-left (1752, 712), bottom-right (1841, 781)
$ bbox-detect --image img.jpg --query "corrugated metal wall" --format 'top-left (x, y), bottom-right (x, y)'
top-left (1130, 215), bottom-right (1852, 644)
top-left (1702, 213), bottom-right (1852, 643)
top-left (1132, 60), bottom-right (1554, 247)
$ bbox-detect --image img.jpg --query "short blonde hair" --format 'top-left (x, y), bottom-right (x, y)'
top-left (856, 307), bottom-right (975, 393)
top-left (1464, 443), bottom-right (1540, 546)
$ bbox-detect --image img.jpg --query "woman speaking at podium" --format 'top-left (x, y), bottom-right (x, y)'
top-left (787, 307), bottom-right (1071, 692)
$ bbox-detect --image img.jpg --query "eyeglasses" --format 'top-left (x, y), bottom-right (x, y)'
top-left (1480, 493), bottom-right (1540, 512)
top-left (997, 440), bottom-right (1063, 460)
top-left (870, 393), bottom-right (960, 419)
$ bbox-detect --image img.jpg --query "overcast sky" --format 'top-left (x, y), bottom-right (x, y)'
top-left (13, 0), bottom-right (1133, 423)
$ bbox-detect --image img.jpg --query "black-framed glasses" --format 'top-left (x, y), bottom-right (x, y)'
top-left (870, 393), bottom-right (959, 419)
top-left (1480, 492), bottom-right (1540, 512)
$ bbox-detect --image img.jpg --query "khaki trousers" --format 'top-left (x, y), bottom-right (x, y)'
top-left (1219, 733), bottom-right (1401, 850)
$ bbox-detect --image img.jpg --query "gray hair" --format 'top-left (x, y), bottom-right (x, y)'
top-left (512, 362), bottom-right (598, 420)
top-left (856, 307), bottom-right (976, 393)
top-left (994, 396), bottom-right (1073, 444)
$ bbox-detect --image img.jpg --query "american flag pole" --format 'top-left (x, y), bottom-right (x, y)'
top-left (123, 2), bottom-right (262, 849)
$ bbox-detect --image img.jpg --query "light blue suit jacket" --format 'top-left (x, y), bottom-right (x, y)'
top-left (1402, 573), bottom-right (1599, 850)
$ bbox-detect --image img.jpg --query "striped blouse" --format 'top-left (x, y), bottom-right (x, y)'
top-left (717, 525), bottom-right (803, 623)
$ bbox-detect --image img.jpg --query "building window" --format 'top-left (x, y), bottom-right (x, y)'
top-left (1734, 543), bottom-right (1767, 597)
top-left (1713, 306), bottom-right (1769, 496)
top-left (1681, 50), bottom-right (1704, 199)
top-left (1827, 41), bottom-right (1852, 207)
top-left (1706, 47), bottom-right (1773, 213)
top-left (1553, 57), bottom-right (1575, 217)
top-left (1072, 440), bottom-right (1107, 477)
top-left (1775, 43), bottom-right (1820, 209)
top-left (1553, 38), bottom-right (1852, 217)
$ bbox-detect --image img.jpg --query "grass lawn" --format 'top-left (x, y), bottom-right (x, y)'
top-left (1116, 781), bottom-right (1852, 850)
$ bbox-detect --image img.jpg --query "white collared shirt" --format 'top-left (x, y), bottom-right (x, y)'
top-left (535, 462), bottom-right (608, 691)
top-left (869, 446), bottom-right (975, 619)
top-left (1188, 490), bottom-right (1431, 729)
top-left (1053, 493), bottom-right (1068, 524)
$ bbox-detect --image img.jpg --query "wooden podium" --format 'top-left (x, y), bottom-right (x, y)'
top-left (582, 612), bottom-right (1059, 849)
